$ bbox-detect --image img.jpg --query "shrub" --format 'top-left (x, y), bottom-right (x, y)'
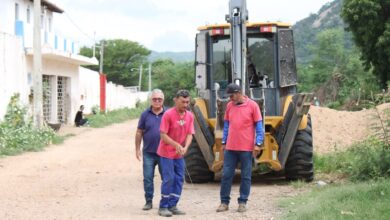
top-left (0, 94), bottom-right (56, 155)
top-left (315, 137), bottom-right (390, 181)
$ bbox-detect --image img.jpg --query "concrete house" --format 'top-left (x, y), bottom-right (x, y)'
top-left (0, 0), bottom-right (98, 124)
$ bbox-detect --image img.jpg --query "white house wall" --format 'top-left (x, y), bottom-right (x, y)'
top-left (0, 1), bottom-right (16, 34)
top-left (0, 32), bottom-right (29, 119)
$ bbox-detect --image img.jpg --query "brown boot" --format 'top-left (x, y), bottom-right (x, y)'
top-left (237, 203), bottom-right (246, 213)
top-left (169, 206), bottom-right (185, 215)
top-left (158, 208), bottom-right (172, 217)
top-left (216, 203), bottom-right (229, 212)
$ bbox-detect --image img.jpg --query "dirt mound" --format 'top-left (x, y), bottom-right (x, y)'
top-left (309, 103), bottom-right (390, 154)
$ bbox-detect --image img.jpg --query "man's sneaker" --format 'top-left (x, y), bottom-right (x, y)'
top-left (237, 203), bottom-right (247, 213)
top-left (169, 206), bottom-right (186, 215)
top-left (216, 203), bottom-right (229, 212)
top-left (142, 201), bottom-right (152, 211)
top-left (158, 208), bottom-right (173, 217)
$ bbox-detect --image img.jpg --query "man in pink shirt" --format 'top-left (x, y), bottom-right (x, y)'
top-left (216, 83), bottom-right (264, 213)
top-left (157, 90), bottom-right (195, 217)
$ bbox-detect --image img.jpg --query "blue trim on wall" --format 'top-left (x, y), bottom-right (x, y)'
top-left (72, 41), bottom-right (74, 54)
top-left (15, 20), bottom-right (24, 36)
top-left (15, 20), bottom-right (25, 47)
top-left (64, 39), bottom-right (67, 51)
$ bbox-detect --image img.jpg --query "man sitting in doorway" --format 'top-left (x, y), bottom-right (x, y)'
top-left (74, 105), bottom-right (88, 127)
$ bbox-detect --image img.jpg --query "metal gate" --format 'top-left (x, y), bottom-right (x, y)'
top-left (42, 75), bottom-right (52, 122)
top-left (57, 76), bottom-right (68, 123)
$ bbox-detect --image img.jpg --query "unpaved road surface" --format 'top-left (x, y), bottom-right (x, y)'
top-left (0, 119), bottom-right (300, 220)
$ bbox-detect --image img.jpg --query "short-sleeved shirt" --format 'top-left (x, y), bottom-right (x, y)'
top-left (137, 107), bottom-right (166, 153)
top-left (224, 96), bottom-right (262, 151)
top-left (157, 108), bottom-right (195, 159)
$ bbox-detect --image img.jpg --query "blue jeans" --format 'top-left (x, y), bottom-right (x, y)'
top-left (143, 152), bottom-right (161, 203)
top-left (159, 157), bottom-right (185, 208)
top-left (220, 150), bottom-right (253, 205)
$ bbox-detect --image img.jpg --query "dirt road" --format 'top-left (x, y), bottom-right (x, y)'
top-left (0, 119), bottom-right (299, 220)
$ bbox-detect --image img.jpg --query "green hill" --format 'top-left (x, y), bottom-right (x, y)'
top-left (293, 0), bottom-right (353, 64)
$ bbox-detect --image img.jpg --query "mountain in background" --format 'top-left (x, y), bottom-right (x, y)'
top-left (149, 0), bottom-right (351, 65)
top-left (293, 0), bottom-right (353, 64)
top-left (148, 51), bottom-right (194, 62)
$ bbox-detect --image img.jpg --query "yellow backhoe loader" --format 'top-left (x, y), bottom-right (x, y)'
top-left (185, 0), bottom-right (313, 183)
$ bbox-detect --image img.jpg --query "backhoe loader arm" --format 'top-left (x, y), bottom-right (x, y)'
top-left (225, 0), bottom-right (248, 94)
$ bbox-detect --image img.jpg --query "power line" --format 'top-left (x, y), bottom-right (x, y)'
top-left (63, 12), bottom-right (95, 44)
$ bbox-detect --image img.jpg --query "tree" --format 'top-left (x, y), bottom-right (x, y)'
top-left (151, 59), bottom-right (195, 106)
top-left (342, 0), bottom-right (390, 89)
top-left (298, 29), bottom-right (347, 92)
top-left (298, 28), bottom-right (380, 107)
top-left (80, 39), bottom-right (150, 86)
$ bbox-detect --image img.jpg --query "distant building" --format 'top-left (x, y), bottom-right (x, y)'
top-left (0, 0), bottom-right (98, 124)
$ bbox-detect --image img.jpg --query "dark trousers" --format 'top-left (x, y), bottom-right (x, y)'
top-left (143, 152), bottom-right (161, 202)
top-left (76, 118), bottom-right (88, 127)
top-left (220, 150), bottom-right (253, 204)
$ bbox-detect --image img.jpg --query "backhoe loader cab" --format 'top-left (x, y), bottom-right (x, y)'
top-left (195, 23), bottom-right (298, 117)
top-left (185, 0), bottom-right (313, 183)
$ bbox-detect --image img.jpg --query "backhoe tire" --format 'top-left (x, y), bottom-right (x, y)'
top-left (184, 141), bottom-right (214, 183)
top-left (285, 115), bottom-right (314, 182)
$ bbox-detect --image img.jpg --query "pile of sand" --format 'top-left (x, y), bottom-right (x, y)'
top-left (309, 103), bottom-right (390, 154)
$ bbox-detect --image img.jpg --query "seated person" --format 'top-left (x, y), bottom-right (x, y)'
top-left (74, 105), bottom-right (88, 127)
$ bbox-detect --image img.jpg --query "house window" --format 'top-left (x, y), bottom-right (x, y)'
top-left (41, 15), bottom-right (44, 29)
top-left (27, 6), bottom-right (31, 23)
top-left (15, 3), bottom-right (19, 21)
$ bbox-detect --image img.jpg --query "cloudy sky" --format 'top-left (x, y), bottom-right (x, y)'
top-left (53, 0), bottom-right (331, 52)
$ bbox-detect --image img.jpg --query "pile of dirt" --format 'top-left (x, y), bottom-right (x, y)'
top-left (309, 103), bottom-right (390, 154)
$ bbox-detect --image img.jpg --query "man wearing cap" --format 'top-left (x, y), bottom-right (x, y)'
top-left (216, 83), bottom-right (264, 213)
top-left (157, 89), bottom-right (195, 217)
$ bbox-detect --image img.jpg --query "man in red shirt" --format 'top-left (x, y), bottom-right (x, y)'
top-left (216, 83), bottom-right (264, 213)
top-left (157, 90), bottom-right (195, 217)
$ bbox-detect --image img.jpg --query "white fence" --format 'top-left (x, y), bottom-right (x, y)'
top-left (79, 67), bottom-right (149, 114)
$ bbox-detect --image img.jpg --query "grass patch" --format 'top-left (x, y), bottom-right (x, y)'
top-left (51, 133), bottom-right (75, 145)
top-left (280, 179), bottom-right (390, 220)
top-left (87, 102), bottom-right (148, 128)
top-left (280, 137), bottom-right (390, 219)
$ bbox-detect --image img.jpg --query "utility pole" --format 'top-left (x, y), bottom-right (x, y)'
top-left (148, 63), bottom-right (151, 92)
top-left (138, 65), bottom-right (143, 91)
top-left (33, 0), bottom-right (43, 128)
top-left (92, 31), bottom-right (96, 57)
top-left (99, 40), bottom-right (104, 73)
